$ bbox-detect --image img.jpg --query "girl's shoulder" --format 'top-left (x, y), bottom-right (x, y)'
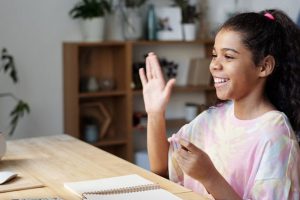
top-left (259, 110), bottom-right (297, 144)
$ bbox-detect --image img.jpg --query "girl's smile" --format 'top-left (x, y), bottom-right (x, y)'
top-left (213, 77), bottom-right (230, 88)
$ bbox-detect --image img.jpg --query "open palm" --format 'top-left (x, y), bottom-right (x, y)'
top-left (139, 52), bottom-right (175, 114)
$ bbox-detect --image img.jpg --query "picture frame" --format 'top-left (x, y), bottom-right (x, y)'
top-left (156, 7), bottom-right (183, 41)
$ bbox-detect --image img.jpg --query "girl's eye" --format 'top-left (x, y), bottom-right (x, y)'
top-left (212, 54), bottom-right (217, 58)
top-left (225, 55), bottom-right (234, 60)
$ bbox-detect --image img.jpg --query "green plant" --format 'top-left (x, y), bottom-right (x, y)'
top-left (172, 0), bottom-right (200, 23)
top-left (69, 0), bottom-right (112, 19)
top-left (124, 0), bottom-right (147, 8)
top-left (1, 48), bottom-right (30, 135)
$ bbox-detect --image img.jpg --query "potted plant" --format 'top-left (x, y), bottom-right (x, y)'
top-left (69, 0), bottom-right (112, 41)
top-left (172, 0), bottom-right (200, 41)
top-left (122, 0), bottom-right (147, 40)
top-left (0, 48), bottom-right (30, 159)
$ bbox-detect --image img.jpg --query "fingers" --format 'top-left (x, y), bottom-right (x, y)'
top-left (164, 78), bottom-right (176, 100)
top-left (179, 138), bottom-right (197, 153)
top-left (139, 68), bottom-right (147, 87)
top-left (174, 139), bottom-right (193, 164)
top-left (147, 52), bottom-right (164, 81)
top-left (175, 141), bottom-right (197, 171)
top-left (146, 55), bottom-right (153, 80)
top-left (140, 52), bottom-right (157, 86)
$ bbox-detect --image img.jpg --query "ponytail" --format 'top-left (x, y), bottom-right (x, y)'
top-left (262, 10), bottom-right (300, 135)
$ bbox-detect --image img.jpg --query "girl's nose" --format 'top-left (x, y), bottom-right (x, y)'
top-left (209, 59), bottom-right (222, 71)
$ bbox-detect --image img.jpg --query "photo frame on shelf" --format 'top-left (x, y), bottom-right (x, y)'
top-left (156, 7), bottom-right (183, 41)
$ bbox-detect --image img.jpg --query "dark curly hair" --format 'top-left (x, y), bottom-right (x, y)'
top-left (219, 9), bottom-right (300, 136)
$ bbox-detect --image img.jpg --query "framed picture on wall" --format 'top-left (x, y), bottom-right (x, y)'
top-left (156, 7), bottom-right (183, 41)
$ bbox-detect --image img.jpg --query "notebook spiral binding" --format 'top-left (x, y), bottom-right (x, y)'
top-left (82, 183), bottom-right (160, 199)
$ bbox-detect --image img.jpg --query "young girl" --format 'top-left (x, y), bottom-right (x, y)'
top-left (139, 9), bottom-right (300, 199)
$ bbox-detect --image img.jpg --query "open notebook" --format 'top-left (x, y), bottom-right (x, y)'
top-left (64, 174), bottom-right (181, 200)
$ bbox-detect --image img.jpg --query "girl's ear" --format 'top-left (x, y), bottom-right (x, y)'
top-left (258, 55), bottom-right (275, 77)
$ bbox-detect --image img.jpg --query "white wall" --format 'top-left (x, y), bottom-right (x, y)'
top-left (0, 0), bottom-right (80, 139)
top-left (206, 0), bottom-right (299, 33)
top-left (0, 0), bottom-right (299, 139)
top-left (249, 0), bottom-right (300, 20)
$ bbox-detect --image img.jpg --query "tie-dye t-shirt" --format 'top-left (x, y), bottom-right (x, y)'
top-left (168, 101), bottom-right (300, 199)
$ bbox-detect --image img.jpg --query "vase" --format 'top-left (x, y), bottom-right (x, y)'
top-left (146, 4), bottom-right (157, 40)
top-left (83, 124), bottom-right (99, 143)
top-left (123, 8), bottom-right (143, 40)
top-left (105, 5), bottom-right (124, 41)
top-left (87, 77), bottom-right (99, 92)
top-left (80, 17), bottom-right (105, 41)
top-left (0, 132), bottom-right (6, 160)
top-left (182, 23), bottom-right (196, 41)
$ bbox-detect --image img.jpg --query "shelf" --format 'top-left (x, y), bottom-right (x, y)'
top-left (130, 39), bottom-right (214, 46)
top-left (79, 91), bottom-right (127, 99)
top-left (132, 85), bottom-right (215, 95)
top-left (64, 42), bottom-right (132, 161)
top-left (64, 41), bottom-right (126, 47)
top-left (64, 40), bottom-right (214, 47)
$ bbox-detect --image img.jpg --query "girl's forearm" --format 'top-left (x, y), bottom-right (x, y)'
top-left (147, 113), bottom-right (169, 177)
top-left (202, 171), bottom-right (241, 200)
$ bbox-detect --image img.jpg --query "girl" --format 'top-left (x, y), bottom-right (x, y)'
top-left (139, 9), bottom-right (300, 199)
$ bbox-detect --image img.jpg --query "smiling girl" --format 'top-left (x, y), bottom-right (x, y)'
top-left (139, 9), bottom-right (300, 200)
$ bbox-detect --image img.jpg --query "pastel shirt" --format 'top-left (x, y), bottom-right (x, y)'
top-left (168, 101), bottom-right (300, 199)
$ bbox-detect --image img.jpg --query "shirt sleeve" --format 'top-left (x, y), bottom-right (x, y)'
top-left (167, 112), bottom-right (208, 186)
top-left (247, 135), bottom-right (300, 200)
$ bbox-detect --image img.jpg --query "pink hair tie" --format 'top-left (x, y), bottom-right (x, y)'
top-left (264, 12), bottom-right (275, 20)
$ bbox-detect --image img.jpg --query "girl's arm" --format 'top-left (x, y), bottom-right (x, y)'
top-left (139, 52), bottom-right (175, 176)
top-left (176, 139), bottom-right (241, 200)
top-left (147, 113), bottom-right (169, 176)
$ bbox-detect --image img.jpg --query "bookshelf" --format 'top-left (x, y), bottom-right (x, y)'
top-left (63, 40), bottom-right (215, 162)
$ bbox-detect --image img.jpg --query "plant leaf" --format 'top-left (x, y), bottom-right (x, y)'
top-left (9, 100), bottom-right (30, 135)
top-left (1, 48), bottom-right (18, 83)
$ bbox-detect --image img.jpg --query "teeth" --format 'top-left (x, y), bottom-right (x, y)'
top-left (214, 77), bottom-right (229, 83)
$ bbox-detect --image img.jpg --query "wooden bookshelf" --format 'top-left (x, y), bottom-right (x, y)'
top-left (63, 42), bottom-right (133, 161)
top-left (63, 40), bottom-right (215, 162)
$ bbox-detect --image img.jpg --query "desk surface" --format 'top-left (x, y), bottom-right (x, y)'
top-left (0, 135), bottom-right (208, 200)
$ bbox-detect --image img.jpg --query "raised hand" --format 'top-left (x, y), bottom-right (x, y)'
top-left (139, 52), bottom-right (176, 115)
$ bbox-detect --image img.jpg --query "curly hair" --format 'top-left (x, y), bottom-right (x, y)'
top-left (219, 9), bottom-right (300, 135)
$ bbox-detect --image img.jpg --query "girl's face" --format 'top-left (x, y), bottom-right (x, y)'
top-left (210, 29), bottom-right (262, 101)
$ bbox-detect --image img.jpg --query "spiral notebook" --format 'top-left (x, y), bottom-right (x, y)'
top-left (64, 174), bottom-right (181, 200)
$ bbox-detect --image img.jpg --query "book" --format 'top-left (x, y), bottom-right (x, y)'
top-left (187, 58), bottom-right (212, 86)
top-left (64, 174), bottom-right (181, 200)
